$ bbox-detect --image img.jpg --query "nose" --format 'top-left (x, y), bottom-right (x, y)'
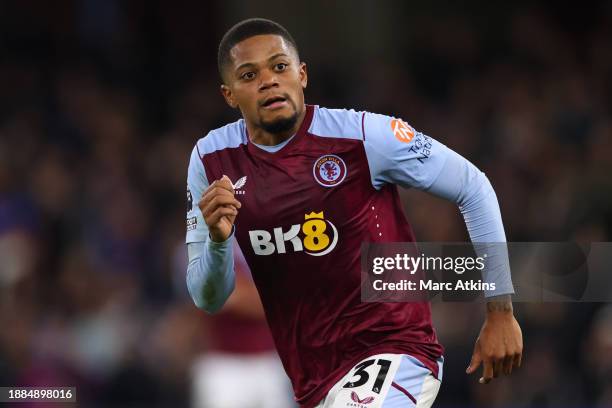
top-left (258, 69), bottom-right (279, 92)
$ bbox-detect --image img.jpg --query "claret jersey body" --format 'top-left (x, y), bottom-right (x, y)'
top-left (187, 105), bottom-right (448, 407)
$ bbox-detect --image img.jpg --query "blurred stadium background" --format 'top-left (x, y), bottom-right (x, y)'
top-left (0, 1), bottom-right (611, 407)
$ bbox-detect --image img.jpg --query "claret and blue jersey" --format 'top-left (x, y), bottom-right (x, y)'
top-left (186, 104), bottom-right (513, 407)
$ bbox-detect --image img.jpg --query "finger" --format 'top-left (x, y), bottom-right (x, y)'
top-left (201, 197), bottom-right (241, 218)
top-left (513, 351), bottom-right (522, 369)
top-left (202, 177), bottom-right (234, 198)
top-left (503, 354), bottom-right (514, 375)
top-left (200, 185), bottom-right (237, 205)
top-left (493, 358), bottom-right (503, 378)
top-left (466, 349), bottom-right (482, 374)
top-left (200, 184), bottom-right (241, 213)
top-left (206, 206), bottom-right (238, 226)
top-left (204, 206), bottom-right (239, 225)
top-left (218, 175), bottom-right (234, 192)
top-left (200, 195), bottom-right (242, 216)
top-left (207, 193), bottom-right (241, 209)
top-left (479, 360), bottom-right (493, 384)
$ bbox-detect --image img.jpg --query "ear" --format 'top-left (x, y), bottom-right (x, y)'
top-left (220, 84), bottom-right (238, 109)
top-left (298, 62), bottom-right (308, 89)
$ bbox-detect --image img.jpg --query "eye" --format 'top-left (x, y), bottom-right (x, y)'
top-left (274, 63), bottom-right (288, 71)
top-left (241, 71), bottom-right (256, 80)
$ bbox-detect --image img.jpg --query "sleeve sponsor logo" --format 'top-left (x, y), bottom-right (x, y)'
top-left (409, 133), bottom-right (433, 163)
top-left (186, 216), bottom-right (197, 231)
top-left (390, 119), bottom-right (415, 144)
top-left (186, 187), bottom-right (197, 232)
top-left (186, 187), bottom-right (193, 213)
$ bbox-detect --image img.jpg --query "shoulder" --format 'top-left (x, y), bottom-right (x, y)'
top-left (194, 118), bottom-right (248, 158)
top-left (309, 106), bottom-right (366, 141)
top-left (309, 106), bottom-right (405, 144)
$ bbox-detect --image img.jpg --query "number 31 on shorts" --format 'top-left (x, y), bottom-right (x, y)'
top-left (343, 358), bottom-right (392, 394)
top-left (316, 353), bottom-right (442, 408)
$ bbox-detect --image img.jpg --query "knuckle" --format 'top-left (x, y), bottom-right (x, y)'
top-left (212, 196), bottom-right (226, 206)
top-left (483, 353), bottom-right (494, 361)
top-left (489, 350), bottom-right (503, 359)
top-left (483, 348), bottom-right (495, 357)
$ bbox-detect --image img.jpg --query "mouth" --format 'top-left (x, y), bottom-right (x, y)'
top-left (261, 95), bottom-right (289, 110)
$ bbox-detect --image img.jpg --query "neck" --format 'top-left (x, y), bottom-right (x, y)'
top-left (247, 105), bottom-right (307, 146)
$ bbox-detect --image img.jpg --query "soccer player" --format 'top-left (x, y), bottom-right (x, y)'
top-left (186, 18), bottom-right (523, 408)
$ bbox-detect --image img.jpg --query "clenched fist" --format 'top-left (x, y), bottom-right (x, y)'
top-left (198, 175), bottom-right (241, 242)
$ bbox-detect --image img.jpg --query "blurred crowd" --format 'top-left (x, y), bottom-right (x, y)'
top-left (0, 1), bottom-right (611, 407)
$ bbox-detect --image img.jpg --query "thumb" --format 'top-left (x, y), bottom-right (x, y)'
top-left (220, 175), bottom-right (234, 191)
top-left (466, 346), bottom-right (482, 374)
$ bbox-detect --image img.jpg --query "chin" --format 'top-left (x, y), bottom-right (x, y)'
top-left (260, 110), bottom-right (298, 134)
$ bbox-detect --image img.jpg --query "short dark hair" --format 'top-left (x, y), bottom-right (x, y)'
top-left (217, 18), bottom-right (299, 81)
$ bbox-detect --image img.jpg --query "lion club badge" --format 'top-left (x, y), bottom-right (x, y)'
top-left (313, 154), bottom-right (347, 187)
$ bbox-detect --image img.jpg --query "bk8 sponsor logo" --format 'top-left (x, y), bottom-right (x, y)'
top-left (249, 211), bottom-right (338, 256)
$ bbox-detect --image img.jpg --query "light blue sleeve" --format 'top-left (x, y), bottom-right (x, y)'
top-left (362, 112), bottom-right (514, 297)
top-left (427, 149), bottom-right (514, 297)
top-left (186, 145), bottom-right (209, 243)
top-left (185, 145), bottom-right (235, 312)
top-left (362, 112), bottom-right (449, 191)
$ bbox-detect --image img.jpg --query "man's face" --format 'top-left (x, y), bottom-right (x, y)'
top-left (221, 34), bottom-right (307, 134)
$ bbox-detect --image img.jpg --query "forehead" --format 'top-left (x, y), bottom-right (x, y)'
top-left (229, 34), bottom-right (296, 68)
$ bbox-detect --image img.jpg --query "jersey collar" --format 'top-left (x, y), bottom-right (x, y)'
top-left (246, 104), bottom-right (314, 159)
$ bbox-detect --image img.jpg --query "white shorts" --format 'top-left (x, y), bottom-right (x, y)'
top-left (315, 354), bottom-right (443, 408)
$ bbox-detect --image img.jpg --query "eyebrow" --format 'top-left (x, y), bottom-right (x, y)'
top-left (234, 53), bottom-right (289, 73)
